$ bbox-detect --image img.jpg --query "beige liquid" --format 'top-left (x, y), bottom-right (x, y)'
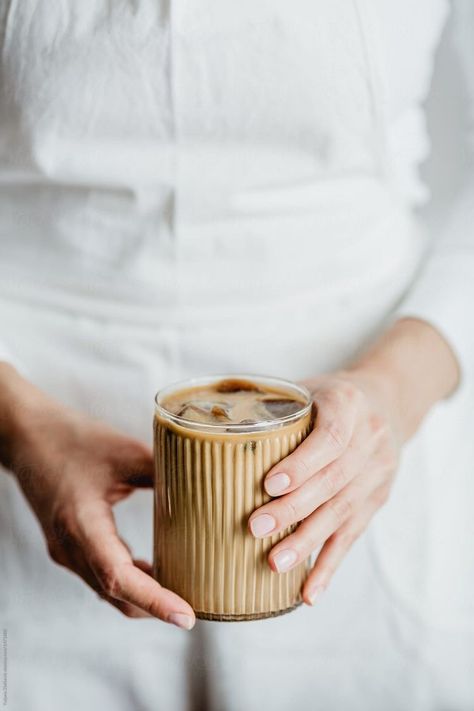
top-left (153, 376), bottom-right (313, 621)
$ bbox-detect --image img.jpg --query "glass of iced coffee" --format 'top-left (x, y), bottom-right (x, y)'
top-left (153, 374), bottom-right (313, 621)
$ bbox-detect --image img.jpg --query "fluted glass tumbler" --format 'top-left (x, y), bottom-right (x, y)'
top-left (153, 374), bottom-right (313, 621)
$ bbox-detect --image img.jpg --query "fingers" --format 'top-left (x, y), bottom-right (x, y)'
top-left (263, 383), bottom-right (359, 497)
top-left (73, 499), bottom-right (196, 629)
top-left (51, 529), bottom-right (154, 619)
top-left (99, 596), bottom-right (153, 618)
top-left (133, 558), bottom-right (154, 575)
top-left (77, 557), bottom-right (153, 619)
top-left (301, 490), bottom-right (388, 605)
top-left (249, 431), bottom-right (372, 538)
top-left (111, 440), bottom-right (155, 488)
top-left (301, 515), bottom-right (369, 605)
top-left (266, 469), bottom-right (385, 574)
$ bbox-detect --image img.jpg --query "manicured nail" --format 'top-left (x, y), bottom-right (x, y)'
top-left (168, 612), bottom-right (194, 630)
top-left (273, 549), bottom-right (298, 572)
top-left (307, 585), bottom-right (325, 605)
top-left (265, 472), bottom-right (290, 496)
top-left (250, 514), bottom-right (276, 537)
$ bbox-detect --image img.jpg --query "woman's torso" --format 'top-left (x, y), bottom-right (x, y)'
top-left (0, 0), bottom-right (447, 355)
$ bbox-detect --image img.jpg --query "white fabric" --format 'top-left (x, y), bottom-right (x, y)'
top-left (390, 1), bottom-right (474, 395)
top-left (1, 2), bottom-right (474, 710)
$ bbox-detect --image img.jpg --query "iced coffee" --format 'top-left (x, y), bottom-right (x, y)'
top-left (153, 374), bottom-right (313, 621)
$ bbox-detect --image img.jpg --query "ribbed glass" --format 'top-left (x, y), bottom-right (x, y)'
top-left (153, 374), bottom-right (313, 621)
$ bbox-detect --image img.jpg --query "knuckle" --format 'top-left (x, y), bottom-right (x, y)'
top-left (144, 600), bottom-right (161, 618)
top-left (321, 461), bottom-right (349, 498)
top-left (328, 496), bottom-right (352, 525)
top-left (301, 528), bottom-right (320, 553)
top-left (279, 497), bottom-right (300, 524)
top-left (340, 382), bottom-right (359, 403)
top-left (368, 413), bottom-right (386, 437)
top-left (330, 380), bottom-right (362, 407)
top-left (143, 597), bottom-right (170, 620)
top-left (322, 420), bottom-right (348, 453)
top-left (98, 565), bottom-right (123, 598)
top-left (294, 455), bottom-right (313, 480)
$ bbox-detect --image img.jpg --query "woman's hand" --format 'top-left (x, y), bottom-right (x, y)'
top-left (249, 369), bottom-right (401, 604)
top-left (248, 318), bottom-right (461, 605)
top-left (0, 363), bottom-right (195, 630)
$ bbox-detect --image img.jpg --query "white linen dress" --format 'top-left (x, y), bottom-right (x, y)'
top-left (1, 1), bottom-right (474, 709)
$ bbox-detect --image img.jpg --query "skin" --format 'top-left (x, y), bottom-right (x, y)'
top-left (0, 317), bottom-right (460, 628)
top-left (0, 362), bottom-right (195, 630)
top-left (248, 317), bottom-right (461, 604)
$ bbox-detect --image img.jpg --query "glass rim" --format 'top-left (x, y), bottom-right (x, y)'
top-left (154, 373), bottom-right (312, 434)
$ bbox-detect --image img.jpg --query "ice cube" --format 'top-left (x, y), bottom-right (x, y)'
top-left (261, 398), bottom-right (301, 418)
top-left (176, 400), bottom-right (231, 422)
top-left (210, 405), bottom-right (231, 420)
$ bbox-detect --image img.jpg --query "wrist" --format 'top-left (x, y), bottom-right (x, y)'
top-left (343, 317), bottom-right (460, 443)
top-left (0, 362), bottom-right (47, 471)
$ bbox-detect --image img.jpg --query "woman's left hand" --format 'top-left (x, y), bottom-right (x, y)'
top-left (248, 368), bottom-right (403, 606)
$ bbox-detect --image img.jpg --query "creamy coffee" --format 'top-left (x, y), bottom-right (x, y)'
top-left (153, 375), bottom-right (313, 621)
top-left (161, 377), bottom-right (305, 425)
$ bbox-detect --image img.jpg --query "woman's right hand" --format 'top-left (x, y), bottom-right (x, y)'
top-left (0, 362), bottom-right (195, 630)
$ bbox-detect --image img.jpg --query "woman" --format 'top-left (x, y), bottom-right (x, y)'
top-left (1, 1), bottom-right (473, 709)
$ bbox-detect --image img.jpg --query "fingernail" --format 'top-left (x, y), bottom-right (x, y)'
top-left (168, 612), bottom-right (194, 630)
top-left (250, 513), bottom-right (276, 537)
top-left (265, 472), bottom-right (290, 496)
top-left (307, 585), bottom-right (325, 605)
top-left (273, 549), bottom-right (298, 572)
